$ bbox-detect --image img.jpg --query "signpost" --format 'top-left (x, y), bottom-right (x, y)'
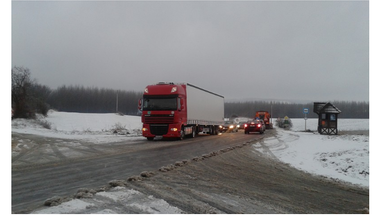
top-left (303, 108), bottom-right (309, 131)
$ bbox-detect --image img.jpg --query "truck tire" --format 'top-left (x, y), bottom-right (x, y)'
top-left (214, 126), bottom-right (219, 135)
top-left (191, 126), bottom-right (196, 138)
top-left (178, 127), bottom-right (185, 140)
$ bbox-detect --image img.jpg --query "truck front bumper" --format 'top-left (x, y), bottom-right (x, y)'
top-left (142, 124), bottom-right (182, 138)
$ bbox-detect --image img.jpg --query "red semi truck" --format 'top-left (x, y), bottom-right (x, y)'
top-left (138, 82), bottom-right (224, 140)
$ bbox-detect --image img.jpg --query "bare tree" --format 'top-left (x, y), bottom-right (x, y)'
top-left (12, 66), bottom-right (33, 118)
top-left (11, 66), bottom-right (51, 118)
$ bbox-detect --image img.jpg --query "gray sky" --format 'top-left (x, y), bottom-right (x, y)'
top-left (12, 0), bottom-right (369, 102)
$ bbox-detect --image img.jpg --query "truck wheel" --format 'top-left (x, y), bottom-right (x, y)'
top-left (178, 127), bottom-right (185, 140)
top-left (214, 126), bottom-right (219, 135)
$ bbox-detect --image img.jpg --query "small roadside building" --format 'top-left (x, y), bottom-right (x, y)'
top-left (313, 102), bottom-right (342, 135)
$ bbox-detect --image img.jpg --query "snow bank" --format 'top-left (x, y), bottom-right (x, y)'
top-left (33, 187), bottom-right (182, 214)
top-left (289, 118), bottom-right (369, 131)
top-left (12, 110), bottom-right (144, 144)
top-left (255, 118), bottom-right (369, 187)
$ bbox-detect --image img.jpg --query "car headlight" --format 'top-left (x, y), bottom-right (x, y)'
top-left (229, 125), bottom-right (234, 129)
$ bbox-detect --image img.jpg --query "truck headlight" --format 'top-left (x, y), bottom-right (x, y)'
top-left (171, 128), bottom-right (178, 131)
top-left (229, 125), bottom-right (234, 129)
top-left (142, 128), bottom-right (148, 132)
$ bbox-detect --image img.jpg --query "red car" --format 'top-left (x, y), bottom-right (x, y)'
top-left (244, 119), bottom-right (265, 134)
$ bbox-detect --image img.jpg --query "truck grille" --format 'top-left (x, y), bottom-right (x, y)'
top-left (144, 115), bottom-right (174, 124)
top-left (150, 124), bottom-right (168, 135)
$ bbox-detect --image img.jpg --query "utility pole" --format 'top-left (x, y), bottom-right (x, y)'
top-left (270, 102), bottom-right (273, 124)
top-left (116, 91), bottom-right (119, 113)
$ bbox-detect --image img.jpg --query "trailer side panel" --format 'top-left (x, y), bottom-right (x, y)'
top-left (186, 84), bottom-right (224, 125)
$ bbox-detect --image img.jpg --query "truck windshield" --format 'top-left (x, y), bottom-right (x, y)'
top-left (143, 97), bottom-right (178, 111)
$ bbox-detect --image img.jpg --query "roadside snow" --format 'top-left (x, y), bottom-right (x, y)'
top-left (255, 122), bottom-right (369, 187)
top-left (11, 111), bottom-right (370, 213)
top-left (290, 118), bottom-right (369, 187)
top-left (33, 187), bottom-right (183, 214)
top-left (12, 110), bottom-right (145, 144)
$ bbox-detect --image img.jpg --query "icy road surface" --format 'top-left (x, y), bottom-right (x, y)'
top-left (11, 111), bottom-right (370, 213)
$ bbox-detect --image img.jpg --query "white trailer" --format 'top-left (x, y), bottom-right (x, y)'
top-left (186, 83), bottom-right (224, 133)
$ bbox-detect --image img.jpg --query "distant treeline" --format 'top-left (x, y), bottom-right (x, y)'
top-left (12, 66), bottom-right (369, 119)
top-left (47, 85), bottom-right (143, 115)
top-left (225, 101), bottom-right (369, 119)
top-left (24, 85), bottom-right (372, 118)
top-left (49, 86), bottom-right (368, 118)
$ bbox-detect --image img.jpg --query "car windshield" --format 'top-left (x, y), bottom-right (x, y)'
top-left (224, 121), bottom-right (233, 125)
top-left (143, 96), bottom-right (178, 111)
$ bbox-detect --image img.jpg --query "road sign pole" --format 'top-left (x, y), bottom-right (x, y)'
top-left (303, 108), bottom-right (309, 131)
top-left (305, 114), bottom-right (307, 131)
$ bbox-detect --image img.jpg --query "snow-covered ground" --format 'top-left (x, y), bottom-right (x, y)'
top-left (254, 118), bottom-right (369, 187)
top-left (32, 187), bottom-right (183, 214)
top-left (11, 111), bottom-right (371, 213)
top-left (12, 110), bottom-right (145, 145)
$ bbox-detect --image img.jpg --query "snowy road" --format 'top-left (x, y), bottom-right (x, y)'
top-left (12, 131), bottom-right (268, 213)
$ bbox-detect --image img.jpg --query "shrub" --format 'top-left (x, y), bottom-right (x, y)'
top-left (275, 117), bottom-right (293, 129)
top-left (36, 119), bottom-right (51, 129)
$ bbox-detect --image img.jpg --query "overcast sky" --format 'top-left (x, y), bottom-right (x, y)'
top-left (12, 0), bottom-right (369, 102)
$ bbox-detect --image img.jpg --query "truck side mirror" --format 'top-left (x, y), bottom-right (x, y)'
top-left (138, 99), bottom-right (142, 111)
top-left (178, 98), bottom-right (184, 111)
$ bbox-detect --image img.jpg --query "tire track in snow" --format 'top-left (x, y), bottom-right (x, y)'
top-left (251, 130), bottom-right (299, 160)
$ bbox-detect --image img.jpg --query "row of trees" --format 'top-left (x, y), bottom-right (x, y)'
top-left (47, 86), bottom-right (142, 114)
top-left (12, 66), bottom-right (369, 119)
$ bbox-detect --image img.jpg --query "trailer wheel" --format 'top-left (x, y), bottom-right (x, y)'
top-left (216, 126), bottom-right (221, 135)
top-left (191, 126), bottom-right (196, 138)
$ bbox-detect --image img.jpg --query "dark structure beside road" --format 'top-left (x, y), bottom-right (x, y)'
top-left (313, 102), bottom-right (342, 135)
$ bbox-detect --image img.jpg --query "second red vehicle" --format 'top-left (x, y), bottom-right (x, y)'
top-left (244, 119), bottom-right (266, 134)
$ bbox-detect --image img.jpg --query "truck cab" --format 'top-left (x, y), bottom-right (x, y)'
top-left (139, 83), bottom-right (187, 140)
